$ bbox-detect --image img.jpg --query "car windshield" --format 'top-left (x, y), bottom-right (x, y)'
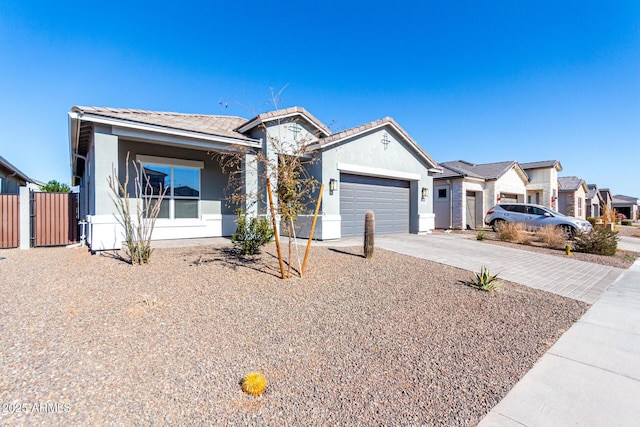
top-left (545, 207), bottom-right (566, 217)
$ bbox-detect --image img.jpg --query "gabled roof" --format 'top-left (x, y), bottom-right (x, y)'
top-left (612, 194), bottom-right (640, 204)
top-left (236, 106), bottom-right (331, 137)
top-left (520, 160), bottom-right (563, 171)
top-left (310, 116), bottom-right (439, 169)
top-left (70, 106), bottom-right (439, 171)
top-left (0, 154), bottom-right (33, 183)
top-left (71, 106), bottom-right (256, 142)
top-left (585, 184), bottom-right (600, 200)
top-left (558, 176), bottom-right (587, 192)
top-left (437, 160), bottom-right (528, 182)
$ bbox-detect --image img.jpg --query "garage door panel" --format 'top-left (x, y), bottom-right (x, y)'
top-left (340, 174), bottom-right (410, 237)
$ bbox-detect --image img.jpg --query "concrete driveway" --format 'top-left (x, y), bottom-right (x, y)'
top-left (619, 235), bottom-right (640, 253)
top-left (371, 233), bottom-right (623, 304)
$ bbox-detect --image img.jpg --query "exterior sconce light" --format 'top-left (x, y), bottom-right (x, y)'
top-left (421, 187), bottom-right (428, 201)
top-left (329, 178), bottom-right (337, 195)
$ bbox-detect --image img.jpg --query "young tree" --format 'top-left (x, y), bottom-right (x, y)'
top-left (215, 89), bottom-right (319, 277)
top-left (40, 179), bottom-right (71, 193)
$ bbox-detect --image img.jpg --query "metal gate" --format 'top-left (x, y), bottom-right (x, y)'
top-left (0, 194), bottom-right (19, 249)
top-left (31, 192), bottom-right (79, 247)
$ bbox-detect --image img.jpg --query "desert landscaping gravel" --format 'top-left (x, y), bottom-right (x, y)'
top-left (0, 244), bottom-right (588, 426)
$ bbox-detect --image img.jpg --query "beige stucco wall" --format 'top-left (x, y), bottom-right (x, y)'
top-left (525, 167), bottom-right (559, 208)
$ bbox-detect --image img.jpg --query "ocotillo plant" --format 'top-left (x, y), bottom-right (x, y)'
top-left (364, 210), bottom-right (375, 259)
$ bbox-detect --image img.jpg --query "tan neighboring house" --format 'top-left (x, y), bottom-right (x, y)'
top-left (520, 160), bottom-right (562, 210)
top-left (612, 194), bottom-right (640, 221)
top-left (433, 160), bottom-right (528, 229)
top-left (558, 176), bottom-right (588, 219)
top-left (585, 184), bottom-right (604, 218)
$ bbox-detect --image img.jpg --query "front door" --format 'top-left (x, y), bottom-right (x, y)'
top-left (466, 191), bottom-right (476, 229)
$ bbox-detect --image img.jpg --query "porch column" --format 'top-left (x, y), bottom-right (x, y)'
top-left (93, 131), bottom-right (119, 216)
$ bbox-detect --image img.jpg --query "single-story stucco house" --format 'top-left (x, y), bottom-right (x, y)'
top-left (433, 160), bottom-right (529, 229)
top-left (0, 155), bottom-right (33, 194)
top-left (557, 176), bottom-right (588, 220)
top-left (612, 194), bottom-right (640, 221)
top-left (69, 106), bottom-right (441, 251)
top-left (585, 184), bottom-right (604, 218)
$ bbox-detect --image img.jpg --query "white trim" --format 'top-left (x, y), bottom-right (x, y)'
top-left (136, 155), bottom-right (204, 169)
top-left (237, 111), bottom-right (330, 137)
top-left (337, 163), bottom-right (421, 181)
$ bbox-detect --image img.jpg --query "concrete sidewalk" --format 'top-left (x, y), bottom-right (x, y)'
top-left (478, 259), bottom-right (640, 426)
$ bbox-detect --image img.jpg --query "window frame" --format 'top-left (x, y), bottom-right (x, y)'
top-left (136, 155), bottom-right (203, 220)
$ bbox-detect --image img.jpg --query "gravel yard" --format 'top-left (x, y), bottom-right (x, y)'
top-left (0, 244), bottom-right (587, 426)
top-left (454, 230), bottom-right (639, 269)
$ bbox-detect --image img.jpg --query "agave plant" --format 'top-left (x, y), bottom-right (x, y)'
top-left (471, 265), bottom-right (501, 291)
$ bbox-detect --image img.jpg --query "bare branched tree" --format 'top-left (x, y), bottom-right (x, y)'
top-left (107, 152), bottom-right (167, 265)
top-left (213, 88), bottom-right (319, 277)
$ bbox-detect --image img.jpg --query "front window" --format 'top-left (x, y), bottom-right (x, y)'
top-left (578, 198), bottom-right (583, 216)
top-left (438, 188), bottom-right (447, 199)
top-left (141, 163), bottom-right (200, 219)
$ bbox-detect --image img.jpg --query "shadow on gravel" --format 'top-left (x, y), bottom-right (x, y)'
top-left (187, 247), bottom-right (282, 278)
top-left (99, 250), bottom-right (131, 264)
top-left (328, 248), bottom-right (365, 258)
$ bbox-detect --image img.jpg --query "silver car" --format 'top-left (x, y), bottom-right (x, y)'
top-left (484, 203), bottom-right (593, 235)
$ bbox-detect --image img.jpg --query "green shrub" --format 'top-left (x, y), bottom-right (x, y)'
top-left (470, 265), bottom-right (501, 291)
top-left (536, 225), bottom-right (566, 249)
top-left (586, 217), bottom-right (598, 226)
top-left (621, 219), bottom-right (633, 226)
top-left (572, 227), bottom-right (618, 256)
top-left (231, 210), bottom-right (274, 255)
top-left (476, 230), bottom-right (485, 241)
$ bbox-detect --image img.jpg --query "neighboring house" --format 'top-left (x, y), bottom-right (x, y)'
top-left (69, 106), bottom-right (440, 251)
top-left (612, 194), bottom-right (640, 221)
top-left (557, 176), bottom-right (588, 219)
top-left (585, 184), bottom-right (604, 218)
top-left (519, 160), bottom-right (562, 210)
top-left (433, 160), bottom-right (529, 229)
top-left (0, 155), bottom-right (33, 194)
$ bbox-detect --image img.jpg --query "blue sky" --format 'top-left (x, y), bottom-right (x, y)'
top-left (1, 1), bottom-right (639, 196)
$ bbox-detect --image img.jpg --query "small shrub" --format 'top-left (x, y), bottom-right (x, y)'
top-left (496, 222), bottom-right (531, 244)
top-left (536, 225), bottom-right (566, 249)
top-left (241, 372), bottom-right (267, 396)
top-left (470, 265), bottom-right (501, 291)
top-left (621, 219), bottom-right (632, 226)
top-left (586, 217), bottom-right (598, 226)
top-left (231, 210), bottom-right (274, 255)
top-left (572, 227), bottom-right (618, 256)
top-left (476, 230), bottom-right (485, 241)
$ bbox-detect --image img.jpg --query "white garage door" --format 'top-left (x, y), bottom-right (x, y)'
top-left (340, 174), bottom-right (410, 238)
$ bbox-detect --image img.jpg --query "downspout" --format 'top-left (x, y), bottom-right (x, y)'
top-left (72, 153), bottom-right (89, 246)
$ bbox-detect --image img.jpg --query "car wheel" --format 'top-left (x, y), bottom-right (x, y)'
top-left (491, 219), bottom-right (505, 232)
top-left (560, 225), bottom-right (575, 239)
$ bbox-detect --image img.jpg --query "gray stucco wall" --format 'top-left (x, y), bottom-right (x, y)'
top-left (320, 127), bottom-right (434, 234)
top-left (117, 139), bottom-right (234, 216)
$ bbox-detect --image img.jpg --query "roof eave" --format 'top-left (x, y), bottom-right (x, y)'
top-left (71, 112), bottom-right (261, 148)
top-left (236, 109), bottom-right (331, 137)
